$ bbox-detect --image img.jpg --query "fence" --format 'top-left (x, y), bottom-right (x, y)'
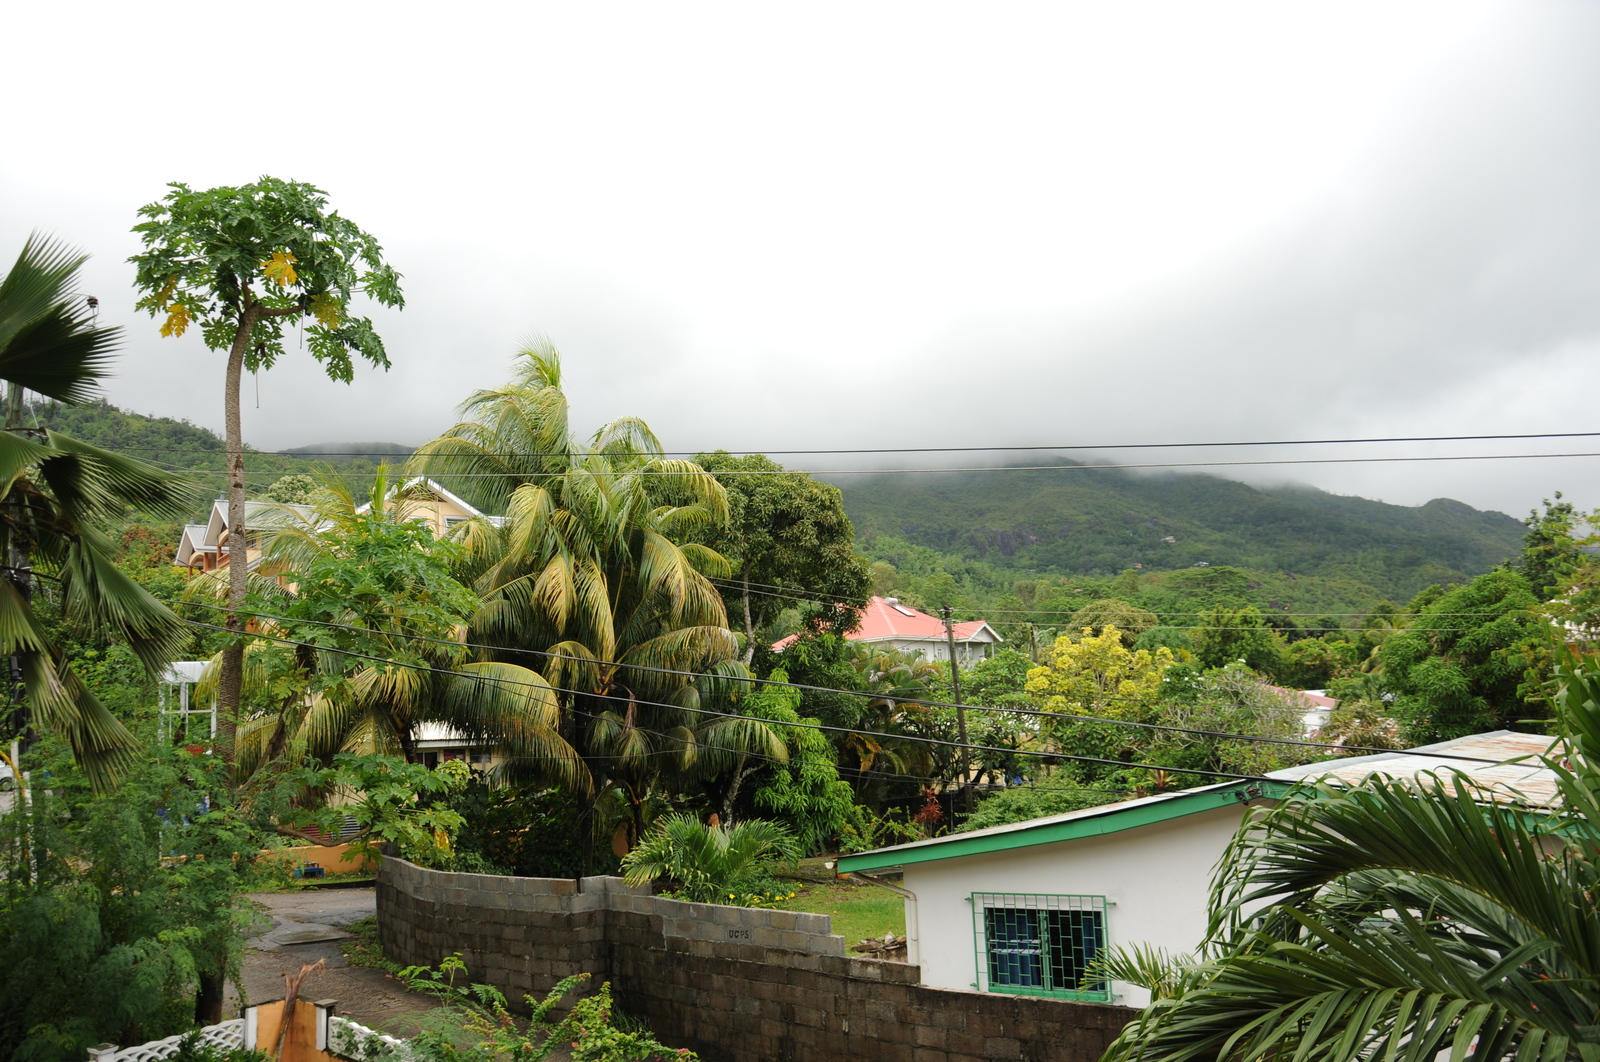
top-left (85, 1005), bottom-right (402, 1062)
top-left (378, 856), bottom-right (1136, 1062)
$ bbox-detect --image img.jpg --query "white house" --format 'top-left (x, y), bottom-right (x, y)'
top-left (835, 730), bottom-right (1558, 1008)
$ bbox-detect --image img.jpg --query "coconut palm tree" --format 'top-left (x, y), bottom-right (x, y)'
top-left (0, 236), bottom-right (194, 788)
top-left (414, 345), bottom-right (788, 847)
top-left (1101, 657), bottom-right (1600, 1062)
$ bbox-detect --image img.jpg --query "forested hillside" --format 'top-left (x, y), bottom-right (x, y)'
top-left (839, 463), bottom-right (1526, 615)
top-left (49, 401), bottom-right (1526, 617)
top-left (33, 400), bottom-right (404, 509)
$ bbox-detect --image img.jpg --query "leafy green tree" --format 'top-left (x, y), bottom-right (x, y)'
top-left (1271, 635), bottom-right (1357, 689)
top-left (728, 671), bottom-right (855, 853)
top-left (1149, 664), bottom-right (1316, 780)
top-left (0, 741), bottom-right (263, 1047)
top-left (193, 472), bottom-right (581, 787)
top-left (1100, 656), bottom-right (1600, 1062)
top-left (0, 238), bottom-right (194, 786)
top-left (288, 754), bottom-right (466, 869)
top-left (1517, 493), bottom-right (1584, 599)
top-left (1380, 569), bottom-right (1542, 742)
top-left (1069, 599), bottom-right (1159, 647)
top-left (694, 451), bottom-right (869, 664)
top-left (257, 473), bottom-right (319, 504)
top-left (1134, 626), bottom-right (1195, 658)
top-left (130, 178), bottom-right (404, 764)
top-left (620, 813), bottom-right (799, 904)
top-left (1191, 605), bottom-right (1281, 672)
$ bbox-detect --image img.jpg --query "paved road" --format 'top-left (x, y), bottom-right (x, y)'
top-left (230, 887), bottom-right (442, 1037)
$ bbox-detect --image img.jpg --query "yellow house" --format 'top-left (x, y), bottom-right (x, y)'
top-left (173, 478), bottom-right (503, 575)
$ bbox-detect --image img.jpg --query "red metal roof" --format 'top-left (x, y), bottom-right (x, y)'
top-left (772, 596), bottom-right (997, 650)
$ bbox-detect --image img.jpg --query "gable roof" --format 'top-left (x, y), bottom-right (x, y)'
top-left (174, 524), bottom-right (214, 566)
top-left (837, 780), bottom-right (1281, 873)
top-left (1267, 730), bottom-right (1560, 806)
top-left (856, 596), bottom-right (1000, 643)
top-left (773, 596), bottom-right (1003, 651)
top-left (354, 476), bottom-right (504, 526)
top-left (202, 498), bottom-right (317, 546)
top-left (838, 730), bottom-right (1563, 874)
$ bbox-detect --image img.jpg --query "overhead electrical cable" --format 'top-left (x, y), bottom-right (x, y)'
top-left (182, 616), bottom-right (1287, 785)
top-left (89, 428), bottom-right (1600, 459)
top-left (182, 602), bottom-right (1510, 766)
top-left (122, 449), bottom-right (1600, 478)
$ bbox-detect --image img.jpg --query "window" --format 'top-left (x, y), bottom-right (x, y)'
top-left (972, 893), bottom-right (1109, 1001)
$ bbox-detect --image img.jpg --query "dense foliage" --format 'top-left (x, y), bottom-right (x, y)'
top-left (1100, 655), bottom-right (1600, 1062)
top-left (0, 741), bottom-right (263, 1061)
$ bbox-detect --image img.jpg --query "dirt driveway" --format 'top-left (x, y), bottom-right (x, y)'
top-left (229, 887), bottom-right (442, 1038)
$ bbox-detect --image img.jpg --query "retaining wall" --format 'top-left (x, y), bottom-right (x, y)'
top-left (377, 857), bottom-right (1136, 1062)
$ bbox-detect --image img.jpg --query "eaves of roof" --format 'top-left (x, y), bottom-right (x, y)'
top-left (836, 780), bottom-right (1291, 873)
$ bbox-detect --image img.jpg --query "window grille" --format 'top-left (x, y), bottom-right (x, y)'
top-left (971, 893), bottom-right (1110, 1001)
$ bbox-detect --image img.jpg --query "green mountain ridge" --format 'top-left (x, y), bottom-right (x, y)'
top-left (40, 401), bottom-right (1525, 614)
top-left (837, 464), bottom-right (1526, 609)
top-left (31, 400), bottom-right (401, 505)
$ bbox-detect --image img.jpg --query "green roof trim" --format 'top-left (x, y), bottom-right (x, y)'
top-left (837, 781), bottom-right (1294, 874)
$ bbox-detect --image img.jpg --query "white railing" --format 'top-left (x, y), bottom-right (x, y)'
top-left (85, 1011), bottom-right (412, 1062)
top-left (86, 1019), bottom-right (244, 1062)
top-left (328, 1016), bottom-right (413, 1060)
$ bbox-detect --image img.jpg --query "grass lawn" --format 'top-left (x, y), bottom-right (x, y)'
top-left (774, 858), bottom-right (907, 947)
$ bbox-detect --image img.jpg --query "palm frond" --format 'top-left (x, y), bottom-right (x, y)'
top-left (0, 235), bottom-right (115, 402)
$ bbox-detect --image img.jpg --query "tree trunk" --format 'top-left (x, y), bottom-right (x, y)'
top-left (740, 565), bottom-right (756, 667)
top-left (194, 970), bottom-right (224, 1025)
top-left (215, 306), bottom-right (260, 767)
top-left (721, 758), bottom-right (753, 824)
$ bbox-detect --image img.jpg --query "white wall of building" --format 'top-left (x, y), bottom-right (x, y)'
top-left (900, 804), bottom-right (1251, 1008)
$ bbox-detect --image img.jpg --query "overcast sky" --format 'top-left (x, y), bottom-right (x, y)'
top-left (5, 0), bottom-right (1599, 518)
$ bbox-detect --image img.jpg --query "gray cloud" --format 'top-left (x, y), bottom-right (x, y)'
top-left (3, 1), bottom-right (1597, 519)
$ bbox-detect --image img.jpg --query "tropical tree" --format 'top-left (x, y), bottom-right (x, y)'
top-left (692, 451), bottom-right (870, 665)
top-left (1025, 625), bottom-right (1175, 788)
top-left (1191, 604), bottom-right (1281, 672)
top-left (188, 471), bottom-right (583, 791)
top-left (619, 813), bottom-right (799, 904)
top-left (407, 336), bottom-right (579, 513)
top-left (1069, 599), bottom-right (1160, 648)
top-left (416, 345), bottom-right (786, 848)
top-left (1380, 569), bottom-right (1542, 743)
top-left (1101, 656), bottom-right (1600, 1062)
top-left (841, 643), bottom-right (940, 791)
top-left (725, 670), bottom-right (855, 852)
top-left (0, 237), bottom-right (194, 787)
top-left (130, 178), bottom-right (404, 763)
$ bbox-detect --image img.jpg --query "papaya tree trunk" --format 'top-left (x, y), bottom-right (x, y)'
top-left (216, 304), bottom-right (261, 767)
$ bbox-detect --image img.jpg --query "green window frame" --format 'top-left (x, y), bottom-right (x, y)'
top-left (971, 892), bottom-right (1110, 1001)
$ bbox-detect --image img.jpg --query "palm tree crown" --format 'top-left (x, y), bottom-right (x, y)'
top-left (0, 237), bottom-right (196, 787)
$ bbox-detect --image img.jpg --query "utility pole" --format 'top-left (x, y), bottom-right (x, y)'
top-left (941, 606), bottom-right (974, 815)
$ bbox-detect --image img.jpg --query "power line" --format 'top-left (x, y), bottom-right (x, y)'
top-left (125, 449), bottom-right (1600, 478)
top-left (84, 428), bottom-right (1600, 459)
top-left (181, 616), bottom-right (1284, 785)
top-left (181, 602), bottom-right (1511, 766)
top-left (711, 579), bottom-right (1528, 630)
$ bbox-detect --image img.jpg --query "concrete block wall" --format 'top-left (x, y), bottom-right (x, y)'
top-left (378, 857), bottom-right (1135, 1062)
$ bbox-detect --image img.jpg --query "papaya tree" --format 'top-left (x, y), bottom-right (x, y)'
top-left (129, 178), bottom-right (403, 762)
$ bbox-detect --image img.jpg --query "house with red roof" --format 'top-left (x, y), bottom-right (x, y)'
top-left (774, 595), bottom-right (1003, 666)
